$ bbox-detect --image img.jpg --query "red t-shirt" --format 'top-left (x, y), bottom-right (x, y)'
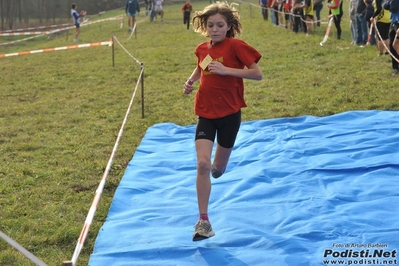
top-left (283, 0), bottom-right (292, 11)
top-left (181, 3), bottom-right (192, 13)
top-left (193, 38), bottom-right (261, 119)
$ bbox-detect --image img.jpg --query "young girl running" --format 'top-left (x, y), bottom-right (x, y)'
top-left (182, 2), bottom-right (263, 241)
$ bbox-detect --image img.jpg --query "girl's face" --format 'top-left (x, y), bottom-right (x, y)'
top-left (206, 13), bottom-right (231, 44)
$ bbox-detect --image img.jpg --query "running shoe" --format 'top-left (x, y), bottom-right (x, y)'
top-left (211, 166), bottom-right (225, 178)
top-left (192, 219), bottom-right (215, 241)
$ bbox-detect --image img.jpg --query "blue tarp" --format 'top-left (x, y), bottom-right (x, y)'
top-left (89, 110), bottom-right (399, 266)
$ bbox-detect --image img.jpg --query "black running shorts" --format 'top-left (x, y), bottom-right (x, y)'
top-left (195, 110), bottom-right (241, 149)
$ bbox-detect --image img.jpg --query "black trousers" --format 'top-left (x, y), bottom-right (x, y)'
top-left (183, 14), bottom-right (190, 30)
top-left (389, 22), bottom-right (399, 70)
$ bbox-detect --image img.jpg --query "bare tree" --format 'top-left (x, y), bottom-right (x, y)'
top-left (0, 0), bottom-right (4, 30)
top-left (4, 0), bottom-right (17, 30)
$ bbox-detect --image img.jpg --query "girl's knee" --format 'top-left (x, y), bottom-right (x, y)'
top-left (197, 158), bottom-right (211, 172)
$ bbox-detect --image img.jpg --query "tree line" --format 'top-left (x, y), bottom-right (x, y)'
top-left (0, 0), bottom-right (126, 30)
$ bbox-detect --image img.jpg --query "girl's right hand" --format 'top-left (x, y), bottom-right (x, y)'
top-left (183, 80), bottom-right (194, 94)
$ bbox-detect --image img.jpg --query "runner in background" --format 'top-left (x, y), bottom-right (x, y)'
top-left (181, 0), bottom-right (193, 30)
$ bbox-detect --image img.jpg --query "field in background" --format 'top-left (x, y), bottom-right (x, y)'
top-left (0, 0), bottom-right (398, 265)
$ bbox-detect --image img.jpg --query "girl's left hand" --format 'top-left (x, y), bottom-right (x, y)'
top-left (208, 61), bottom-right (227, 75)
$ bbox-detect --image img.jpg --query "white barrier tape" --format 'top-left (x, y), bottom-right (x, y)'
top-left (0, 27), bottom-right (73, 46)
top-left (67, 66), bottom-right (144, 266)
top-left (320, 16), bottom-right (333, 46)
top-left (126, 22), bottom-right (137, 41)
top-left (0, 23), bottom-right (73, 34)
top-left (373, 20), bottom-right (399, 63)
top-left (0, 31), bottom-right (52, 36)
top-left (0, 9), bottom-right (123, 34)
top-left (80, 15), bottom-right (124, 27)
top-left (0, 230), bottom-right (47, 266)
top-left (366, 22), bottom-right (374, 45)
top-left (113, 36), bottom-right (142, 65)
top-left (0, 15), bottom-right (123, 46)
top-left (0, 34), bottom-right (45, 46)
top-left (0, 40), bottom-right (113, 58)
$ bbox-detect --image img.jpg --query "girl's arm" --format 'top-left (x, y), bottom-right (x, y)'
top-left (208, 61), bottom-right (263, 81)
top-left (187, 67), bottom-right (201, 83)
top-left (183, 67), bottom-right (201, 94)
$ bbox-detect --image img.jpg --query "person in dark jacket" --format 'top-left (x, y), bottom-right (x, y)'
top-left (314, 0), bottom-right (324, 27)
top-left (383, 0), bottom-right (399, 74)
top-left (356, 0), bottom-right (368, 45)
top-left (126, 0), bottom-right (140, 32)
top-left (364, 0), bottom-right (376, 45)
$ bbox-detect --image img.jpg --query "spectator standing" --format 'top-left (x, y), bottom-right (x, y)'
top-left (314, 0), bottom-right (324, 27)
top-left (356, 0), bottom-right (368, 45)
top-left (292, 0), bottom-right (305, 32)
top-left (328, 0), bottom-right (344, 39)
top-left (372, 0), bottom-right (391, 54)
top-left (260, 0), bottom-right (269, 20)
top-left (278, 0), bottom-right (285, 25)
top-left (271, 0), bottom-right (282, 26)
top-left (294, 0), bottom-right (314, 35)
top-left (283, 0), bottom-right (293, 29)
top-left (364, 0), bottom-right (376, 44)
top-left (350, 0), bottom-right (358, 44)
top-left (383, 0), bottom-right (399, 74)
top-left (144, 0), bottom-right (151, 16)
top-left (268, 0), bottom-right (276, 24)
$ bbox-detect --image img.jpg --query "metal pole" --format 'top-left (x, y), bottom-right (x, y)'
top-left (141, 63), bottom-right (144, 118)
top-left (112, 35), bottom-right (115, 67)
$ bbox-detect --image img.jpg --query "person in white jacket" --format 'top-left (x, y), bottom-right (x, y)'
top-left (350, 0), bottom-right (358, 44)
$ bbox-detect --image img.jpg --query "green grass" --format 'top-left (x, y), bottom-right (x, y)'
top-left (0, 1), bottom-right (398, 265)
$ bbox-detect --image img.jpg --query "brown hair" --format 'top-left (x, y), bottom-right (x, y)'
top-left (192, 2), bottom-right (242, 38)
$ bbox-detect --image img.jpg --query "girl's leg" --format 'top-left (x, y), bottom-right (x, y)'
top-left (195, 139), bottom-right (214, 216)
top-left (211, 144), bottom-right (233, 176)
top-left (211, 110), bottom-right (241, 178)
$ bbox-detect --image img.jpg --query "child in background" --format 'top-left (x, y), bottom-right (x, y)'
top-left (183, 2), bottom-right (263, 241)
top-left (154, 0), bottom-right (164, 21)
top-left (181, 0), bottom-right (193, 30)
top-left (126, 0), bottom-right (140, 32)
top-left (283, 0), bottom-right (293, 30)
top-left (71, 3), bottom-right (86, 43)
